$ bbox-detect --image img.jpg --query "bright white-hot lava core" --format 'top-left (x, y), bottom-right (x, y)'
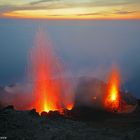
top-left (104, 67), bottom-right (121, 111)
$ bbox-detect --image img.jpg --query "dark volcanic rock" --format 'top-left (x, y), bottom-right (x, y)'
top-left (0, 106), bottom-right (140, 140)
top-left (41, 111), bottom-right (64, 119)
top-left (28, 109), bottom-right (39, 117)
top-left (41, 111), bottom-right (48, 116)
top-left (3, 105), bottom-right (14, 110)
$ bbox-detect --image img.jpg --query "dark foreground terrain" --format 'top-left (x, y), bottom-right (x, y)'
top-left (0, 102), bottom-right (140, 140)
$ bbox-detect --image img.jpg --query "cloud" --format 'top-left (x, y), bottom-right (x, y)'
top-left (30, 0), bottom-right (61, 5)
top-left (0, 4), bottom-right (66, 15)
top-left (0, 5), bottom-right (13, 13)
top-left (0, 0), bottom-right (139, 18)
top-left (76, 12), bottom-right (104, 16)
top-left (114, 10), bottom-right (137, 15)
top-left (0, 83), bottom-right (33, 110)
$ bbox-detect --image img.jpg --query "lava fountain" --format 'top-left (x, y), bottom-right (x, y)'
top-left (104, 67), bottom-right (121, 112)
top-left (29, 29), bottom-right (74, 113)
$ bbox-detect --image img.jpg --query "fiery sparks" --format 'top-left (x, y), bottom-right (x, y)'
top-left (104, 67), bottom-right (121, 112)
top-left (30, 29), bottom-right (74, 114)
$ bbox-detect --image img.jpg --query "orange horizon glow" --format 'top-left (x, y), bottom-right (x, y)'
top-left (0, 0), bottom-right (140, 20)
top-left (2, 12), bottom-right (140, 20)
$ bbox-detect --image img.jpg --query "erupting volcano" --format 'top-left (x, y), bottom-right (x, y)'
top-left (104, 67), bottom-right (121, 112)
top-left (29, 29), bottom-right (74, 113)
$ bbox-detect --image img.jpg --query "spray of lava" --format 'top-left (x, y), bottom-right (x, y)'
top-left (29, 29), bottom-right (74, 113)
top-left (104, 67), bottom-right (121, 112)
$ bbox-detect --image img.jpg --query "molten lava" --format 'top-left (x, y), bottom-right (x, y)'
top-left (104, 68), bottom-right (121, 112)
top-left (66, 104), bottom-right (74, 110)
top-left (30, 29), bottom-right (74, 113)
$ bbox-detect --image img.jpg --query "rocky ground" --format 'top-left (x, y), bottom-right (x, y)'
top-left (0, 103), bottom-right (140, 140)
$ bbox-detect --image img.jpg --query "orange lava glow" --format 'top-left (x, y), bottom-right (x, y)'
top-left (30, 30), bottom-right (74, 114)
top-left (66, 104), bottom-right (74, 110)
top-left (104, 67), bottom-right (121, 112)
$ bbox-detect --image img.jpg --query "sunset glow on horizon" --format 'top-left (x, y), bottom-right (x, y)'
top-left (0, 0), bottom-right (140, 19)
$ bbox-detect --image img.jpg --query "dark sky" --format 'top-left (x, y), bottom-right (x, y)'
top-left (0, 19), bottom-right (140, 97)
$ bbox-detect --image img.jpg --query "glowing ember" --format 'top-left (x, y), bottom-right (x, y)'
top-left (30, 29), bottom-right (74, 113)
top-left (66, 104), bottom-right (74, 110)
top-left (104, 67), bottom-right (120, 112)
top-left (92, 96), bottom-right (97, 100)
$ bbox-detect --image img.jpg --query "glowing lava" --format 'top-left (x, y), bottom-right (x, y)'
top-left (30, 29), bottom-right (74, 113)
top-left (66, 104), bottom-right (74, 110)
top-left (104, 67), bottom-right (121, 112)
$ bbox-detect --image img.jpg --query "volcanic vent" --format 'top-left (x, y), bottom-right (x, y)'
top-left (104, 67), bottom-right (121, 112)
top-left (29, 29), bottom-right (74, 113)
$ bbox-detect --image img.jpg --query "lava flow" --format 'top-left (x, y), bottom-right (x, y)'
top-left (29, 29), bottom-right (74, 113)
top-left (104, 67), bottom-right (121, 112)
